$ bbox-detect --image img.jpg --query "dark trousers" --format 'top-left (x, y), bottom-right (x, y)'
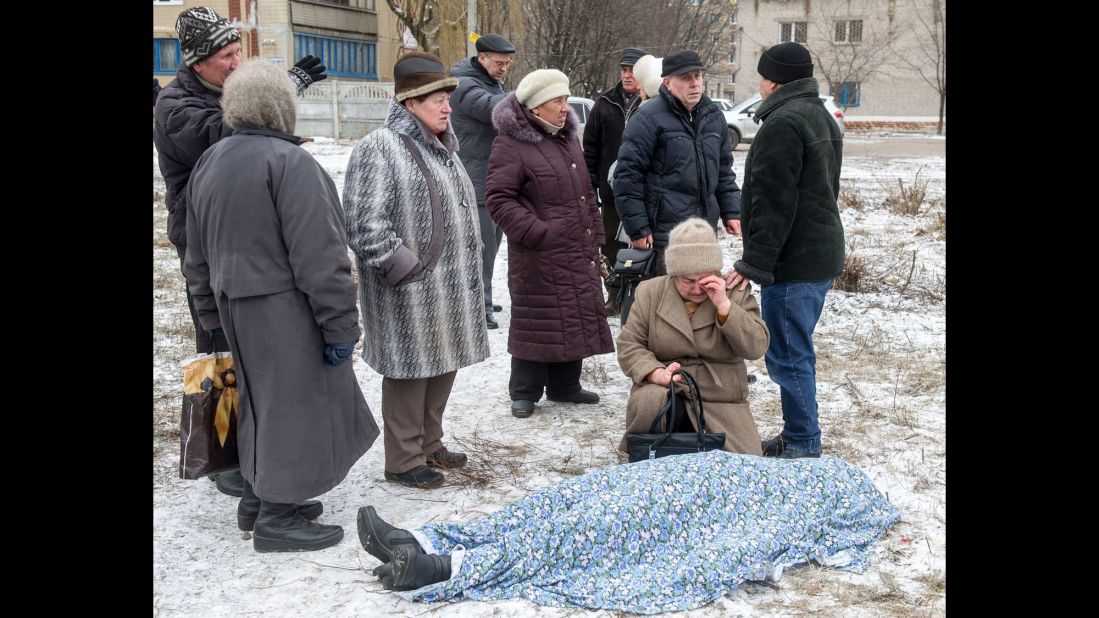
top-left (477, 204), bottom-right (504, 313)
top-left (509, 357), bottom-right (583, 402)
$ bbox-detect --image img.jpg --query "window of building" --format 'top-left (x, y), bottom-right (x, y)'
top-left (729, 50), bottom-right (736, 63)
top-left (710, 13), bottom-right (720, 24)
top-left (779, 22), bottom-right (807, 44)
top-left (712, 34), bottom-right (720, 44)
top-left (728, 73), bottom-right (736, 84)
top-left (832, 81), bottom-right (860, 107)
top-left (309, 1), bottom-right (376, 8)
top-left (730, 8), bottom-right (737, 24)
top-left (153, 38), bottom-right (181, 74)
top-left (834, 20), bottom-right (863, 43)
top-left (294, 33), bottom-right (377, 79)
top-left (730, 32), bottom-right (736, 45)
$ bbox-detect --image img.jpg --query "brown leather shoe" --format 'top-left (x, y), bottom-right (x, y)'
top-left (425, 446), bottom-right (468, 469)
top-left (384, 465), bottom-right (445, 488)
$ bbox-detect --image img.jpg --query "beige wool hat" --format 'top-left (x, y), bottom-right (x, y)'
top-left (516, 69), bottom-right (571, 109)
top-left (664, 218), bottom-right (724, 276)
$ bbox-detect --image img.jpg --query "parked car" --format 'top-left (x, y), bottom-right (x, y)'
top-left (725, 93), bottom-right (845, 149)
top-left (568, 96), bottom-right (595, 141)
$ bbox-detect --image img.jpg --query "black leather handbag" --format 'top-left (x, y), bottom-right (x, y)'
top-left (613, 247), bottom-right (658, 325)
top-left (625, 369), bottom-right (725, 463)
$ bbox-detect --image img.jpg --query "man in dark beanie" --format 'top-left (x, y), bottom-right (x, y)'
top-left (582, 47), bottom-right (646, 316)
top-left (726, 41), bottom-right (845, 460)
top-left (448, 33), bottom-right (517, 330)
top-left (154, 6), bottom-right (329, 497)
top-left (613, 50), bottom-right (742, 280)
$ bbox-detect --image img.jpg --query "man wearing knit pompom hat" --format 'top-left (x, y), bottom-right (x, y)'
top-left (726, 42), bottom-right (845, 460)
top-left (155, 6), bottom-right (330, 500)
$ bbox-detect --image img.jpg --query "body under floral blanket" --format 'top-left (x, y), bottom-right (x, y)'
top-left (379, 451), bottom-right (899, 613)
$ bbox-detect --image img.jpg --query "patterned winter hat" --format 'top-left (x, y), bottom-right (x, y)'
top-left (176, 7), bottom-right (241, 67)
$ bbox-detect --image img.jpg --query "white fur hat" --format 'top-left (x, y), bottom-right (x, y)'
top-left (516, 69), bottom-right (571, 109)
top-left (633, 55), bottom-right (664, 99)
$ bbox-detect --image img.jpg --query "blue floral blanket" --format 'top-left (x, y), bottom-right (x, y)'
top-left (399, 451), bottom-right (899, 613)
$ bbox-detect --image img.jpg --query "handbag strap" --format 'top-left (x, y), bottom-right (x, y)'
top-left (397, 132), bottom-right (445, 273)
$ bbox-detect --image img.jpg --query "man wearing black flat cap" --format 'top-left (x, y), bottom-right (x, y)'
top-left (449, 33), bottom-right (517, 330)
top-left (725, 42), bottom-right (845, 461)
top-left (613, 49), bottom-right (742, 277)
top-left (582, 47), bottom-right (647, 316)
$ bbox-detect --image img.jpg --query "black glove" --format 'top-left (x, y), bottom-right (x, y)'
top-left (323, 341), bottom-right (356, 367)
top-left (288, 55), bottom-right (327, 93)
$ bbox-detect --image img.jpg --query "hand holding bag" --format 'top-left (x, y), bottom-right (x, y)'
top-left (625, 369), bottom-right (725, 463)
top-left (179, 351), bottom-right (240, 479)
top-left (613, 246), bottom-right (658, 324)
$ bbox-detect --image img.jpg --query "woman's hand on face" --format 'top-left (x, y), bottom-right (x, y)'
top-left (699, 275), bottom-right (732, 315)
top-left (648, 361), bottom-right (683, 386)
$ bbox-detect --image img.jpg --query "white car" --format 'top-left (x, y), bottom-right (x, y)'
top-left (568, 96), bottom-right (595, 140)
top-left (725, 94), bottom-right (845, 149)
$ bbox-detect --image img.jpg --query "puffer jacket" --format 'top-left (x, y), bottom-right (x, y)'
top-left (449, 57), bottom-right (507, 204)
top-left (612, 86), bottom-right (741, 247)
top-left (737, 77), bottom-right (844, 284)
top-left (154, 65), bottom-right (233, 252)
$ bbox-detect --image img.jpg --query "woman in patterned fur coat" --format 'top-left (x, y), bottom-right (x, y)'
top-left (342, 52), bottom-right (490, 490)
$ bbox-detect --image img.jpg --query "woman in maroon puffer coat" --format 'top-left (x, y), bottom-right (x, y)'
top-left (485, 69), bottom-right (615, 419)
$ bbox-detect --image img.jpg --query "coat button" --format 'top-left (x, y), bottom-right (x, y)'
top-left (571, 162), bottom-right (576, 169)
top-left (580, 196), bottom-right (586, 202)
top-left (446, 159), bottom-right (454, 167)
top-left (461, 200), bottom-right (469, 208)
top-left (586, 228), bottom-right (592, 235)
top-left (590, 260), bottom-right (596, 268)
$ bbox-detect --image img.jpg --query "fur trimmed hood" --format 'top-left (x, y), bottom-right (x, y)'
top-left (491, 92), bottom-right (579, 144)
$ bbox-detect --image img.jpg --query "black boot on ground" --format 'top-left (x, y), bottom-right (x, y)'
top-left (357, 505), bottom-right (426, 563)
top-left (384, 465), bottom-right (445, 488)
top-left (761, 434), bottom-right (786, 457)
top-left (547, 389), bottom-right (600, 404)
top-left (237, 480), bottom-right (323, 532)
top-left (485, 312), bottom-right (499, 329)
top-left (252, 501), bottom-right (343, 553)
top-left (373, 545), bottom-right (452, 591)
top-left (213, 468), bottom-right (246, 497)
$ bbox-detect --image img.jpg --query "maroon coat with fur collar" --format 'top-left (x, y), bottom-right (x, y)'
top-left (485, 94), bottom-right (614, 362)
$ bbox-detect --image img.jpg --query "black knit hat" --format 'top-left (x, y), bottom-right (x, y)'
top-left (176, 7), bottom-right (241, 67)
top-left (661, 50), bottom-right (705, 77)
top-left (619, 48), bottom-right (648, 66)
top-left (394, 51), bottom-right (460, 102)
top-left (757, 42), bottom-right (813, 84)
top-left (475, 33), bottom-right (516, 54)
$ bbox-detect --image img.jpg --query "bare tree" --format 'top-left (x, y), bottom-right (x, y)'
top-left (385, 0), bottom-right (468, 66)
top-left (805, 0), bottom-right (902, 111)
top-left (899, 0), bottom-right (945, 134)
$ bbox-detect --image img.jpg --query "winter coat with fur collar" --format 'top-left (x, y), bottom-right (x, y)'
top-left (342, 101), bottom-right (490, 379)
top-left (485, 94), bottom-right (614, 363)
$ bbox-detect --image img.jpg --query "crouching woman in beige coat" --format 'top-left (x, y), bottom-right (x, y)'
top-left (617, 218), bottom-right (769, 455)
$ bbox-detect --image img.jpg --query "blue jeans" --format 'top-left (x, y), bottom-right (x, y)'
top-left (760, 279), bottom-right (831, 454)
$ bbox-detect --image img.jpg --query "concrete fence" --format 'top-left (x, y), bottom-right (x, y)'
top-left (296, 80), bottom-right (395, 140)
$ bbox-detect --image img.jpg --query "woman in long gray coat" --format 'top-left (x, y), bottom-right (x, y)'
top-left (485, 69), bottom-right (614, 419)
top-left (184, 60), bottom-right (380, 553)
top-left (343, 52), bottom-right (490, 490)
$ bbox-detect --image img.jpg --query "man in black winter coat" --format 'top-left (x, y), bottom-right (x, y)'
top-left (448, 33), bottom-right (516, 330)
top-left (582, 47), bottom-right (646, 315)
top-left (726, 42), bottom-right (845, 460)
top-left (153, 6), bottom-right (327, 497)
top-left (613, 50), bottom-right (742, 276)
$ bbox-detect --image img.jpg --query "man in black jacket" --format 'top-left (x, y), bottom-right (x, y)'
top-left (154, 6), bottom-right (326, 497)
top-left (582, 47), bottom-right (646, 315)
top-left (726, 42), bottom-right (845, 460)
top-left (613, 50), bottom-right (742, 275)
top-left (449, 34), bottom-right (516, 329)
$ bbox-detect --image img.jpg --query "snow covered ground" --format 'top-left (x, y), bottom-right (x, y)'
top-left (153, 134), bottom-right (945, 617)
